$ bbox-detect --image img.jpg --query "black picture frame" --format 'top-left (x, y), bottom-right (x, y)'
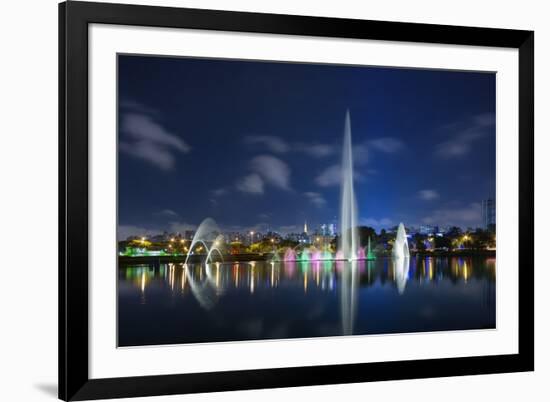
top-left (59, 1), bottom-right (534, 400)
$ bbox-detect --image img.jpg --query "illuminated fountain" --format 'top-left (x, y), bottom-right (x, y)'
top-left (366, 236), bottom-right (376, 260)
top-left (281, 111), bottom-right (361, 262)
top-left (284, 248), bottom-right (297, 262)
top-left (184, 218), bottom-right (224, 266)
top-left (392, 223), bottom-right (410, 259)
top-left (339, 111), bottom-right (360, 260)
top-left (179, 218), bottom-right (226, 309)
top-left (391, 222), bottom-right (410, 294)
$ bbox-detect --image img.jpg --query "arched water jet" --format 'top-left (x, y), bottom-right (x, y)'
top-left (205, 235), bottom-right (225, 264)
top-left (206, 247), bottom-right (224, 264)
top-left (184, 218), bottom-right (220, 265)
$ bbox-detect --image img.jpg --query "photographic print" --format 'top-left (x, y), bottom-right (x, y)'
top-left (117, 55), bottom-right (496, 347)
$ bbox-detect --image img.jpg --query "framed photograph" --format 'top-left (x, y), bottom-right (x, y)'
top-left (59, 1), bottom-right (534, 400)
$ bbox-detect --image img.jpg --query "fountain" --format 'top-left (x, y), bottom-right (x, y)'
top-left (184, 218), bottom-right (224, 265)
top-left (339, 110), bottom-right (360, 261)
top-left (280, 111), bottom-right (361, 263)
top-left (284, 248), bottom-right (297, 262)
top-left (392, 223), bottom-right (410, 259)
top-left (311, 249), bottom-right (322, 261)
top-left (366, 236), bottom-right (376, 260)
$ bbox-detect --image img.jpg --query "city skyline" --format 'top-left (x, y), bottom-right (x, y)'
top-left (118, 55), bottom-right (496, 240)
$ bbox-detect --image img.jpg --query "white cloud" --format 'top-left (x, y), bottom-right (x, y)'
top-left (368, 137), bottom-right (405, 153)
top-left (245, 135), bottom-right (335, 158)
top-left (211, 188), bottom-right (228, 196)
top-left (244, 135), bottom-right (290, 153)
top-left (250, 155), bottom-right (291, 190)
top-left (155, 209), bottom-right (179, 217)
top-left (315, 164), bottom-right (365, 187)
top-left (119, 141), bottom-right (176, 171)
top-left (352, 143), bottom-right (369, 165)
top-left (418, 189), bottom-right (440, 201)
top-left (297, 143), bottom-right (336, 158)
top-left (236, 173), bottom-right (264, 194)
top-left (422, 202), bottom-right (482, 227)
top-left (119, 99), bottom-right (160, 117)
top-left (122, 113), bottom-right (190, 152)
top-left (435, 113), bottom-right (495, 159)
top-left (315, 165), bottom-right (341, 187)
top-left (120, 112), bottom-right (190, 170)
top-left (304, 192), bottom-right (326, 208)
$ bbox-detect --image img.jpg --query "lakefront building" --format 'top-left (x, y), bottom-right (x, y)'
top-left (482, 198), bottom-right (496, 231)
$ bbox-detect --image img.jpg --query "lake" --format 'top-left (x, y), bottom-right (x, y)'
top-left (118, 256), bottom-right (495, 346)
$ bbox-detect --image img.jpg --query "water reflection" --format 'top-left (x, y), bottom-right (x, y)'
top-left (118, 256), bottom-right (496, 346)
top-left (340, 260), bottom-right (358, 335)
top-left (122, 257), bottom-right (494, 303)
top-left (393, 256), bottom-right (410, 295)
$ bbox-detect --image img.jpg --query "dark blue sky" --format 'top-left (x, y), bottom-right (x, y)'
top-left (118, 55), bottom-right (495, 238)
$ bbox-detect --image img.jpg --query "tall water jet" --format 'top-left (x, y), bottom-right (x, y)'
top-left (339, 111), bottom-right (359, 261)
top-left (366, 236), bottom-right (376, 260)
top-left (392, 222), bottom-right (410, 259)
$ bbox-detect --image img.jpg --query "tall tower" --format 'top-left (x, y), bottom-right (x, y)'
top-left (481, 199), bottom-right (496, 231)
top-left (304, 221), bottom-right (308, 234)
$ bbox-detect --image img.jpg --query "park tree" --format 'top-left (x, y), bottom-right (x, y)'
top-left (357, 226), bottom-right (377, 247)
top-left (471, 228), bottom-right (493, 250)
top-left (434, 235), bottom-right (452, 250)
top-left (413, 234), bottom-right (427, 252)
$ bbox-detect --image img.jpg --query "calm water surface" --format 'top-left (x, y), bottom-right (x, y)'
top-left (118, 256), bottom-right (495, 346)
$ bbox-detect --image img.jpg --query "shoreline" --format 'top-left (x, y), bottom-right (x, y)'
top-left (118, 250), bottom-right (496, 266)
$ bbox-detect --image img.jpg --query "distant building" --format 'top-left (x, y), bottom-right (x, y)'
top-left (481, 199), bottom-right (496, 230)
top-left (224, 232), bottom-right (242, 243)
top-left (419, 225), bottom-right (437, 235)
top-left (319, 223), bottom-right (337, 237)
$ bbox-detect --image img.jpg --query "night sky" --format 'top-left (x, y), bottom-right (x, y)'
top-left (117, 54), bottom-right (496, 239)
